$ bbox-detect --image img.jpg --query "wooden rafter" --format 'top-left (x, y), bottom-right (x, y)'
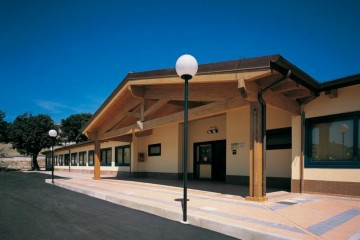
top-left (128, 83), bottom-right (242, 102)
top-left (238, 79), bottom-right (301, 115)
top-left (98, 97), bottom-right (248, 140)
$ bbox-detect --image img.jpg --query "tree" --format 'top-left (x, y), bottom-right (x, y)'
top-left (60, 113), bottom-right (92, 143)
top-left (0, 111), bottom-right (10, 143)
top-left (8, 113), bottom-right (57, 170)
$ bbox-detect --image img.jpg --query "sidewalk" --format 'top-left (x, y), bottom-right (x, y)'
top-left (43, 171), bottom-right (360, 240)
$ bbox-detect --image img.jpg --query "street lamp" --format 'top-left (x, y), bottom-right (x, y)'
top-left (176, 54), bottom-right (198, 223)
top-left (48, 129), bottom-right (57, 184)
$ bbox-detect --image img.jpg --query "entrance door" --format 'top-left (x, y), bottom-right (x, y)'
top-left (193, 140), bottom-right (226, 181)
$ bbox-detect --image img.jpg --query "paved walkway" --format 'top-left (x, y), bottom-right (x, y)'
top-left (42, 171), bottom-right (360, 240)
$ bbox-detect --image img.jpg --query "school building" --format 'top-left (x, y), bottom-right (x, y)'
top-left (46, 55), bottom-right (360, 199)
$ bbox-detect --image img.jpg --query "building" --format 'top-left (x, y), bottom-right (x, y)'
top-left (47, 55), bottom-right (360, 198)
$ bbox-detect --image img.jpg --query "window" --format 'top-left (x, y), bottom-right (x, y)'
top-left (64, 154), bottom-right (70, 166)
top-left (71, 153), bottom-right (78, 166)
top-left (266, 127), bottom-right (292, 150)
top-left (88, 151), bottom-right (94, 166)
top-left (148, 143), bottom-right (161, 156)
top-left (55, 155), bottom-right (58, 166)
top-left (197, 144), bottom-right (212, 163)
top-left (115, 145), bottom-right (131, 166)
top-left (79, 152), bottom-right (86, 166)
top-left (59, 155), bottom-right (63, 166)
top-left (305, 112), bottom-right (360, 168)
top-left (101, 148), bottom-right (112, 166)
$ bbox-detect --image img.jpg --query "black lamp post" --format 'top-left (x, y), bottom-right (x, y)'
top-left (175, 54), bottom-right (198, 223)
top-left (48, 129), bottom-right (57, 184)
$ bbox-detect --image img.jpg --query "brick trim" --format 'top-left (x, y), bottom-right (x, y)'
top-left (292, 179), bottom-right (360, 197)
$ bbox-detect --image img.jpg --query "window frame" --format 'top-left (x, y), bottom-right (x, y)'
top-left (305, 111), bottom-right (360, 168)
top-left (115, 145), bottom-right (131, 166)
top-left (148, 143), bottom-right (161, 157)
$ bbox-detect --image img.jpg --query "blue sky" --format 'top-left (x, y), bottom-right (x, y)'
top-left (1, 0), bottom-right (359, 123)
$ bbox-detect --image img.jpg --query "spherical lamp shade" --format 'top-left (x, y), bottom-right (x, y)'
top-left (175, 54), bottom-right (198, 78)
top-left (48, 129), bottom-right (57, 138)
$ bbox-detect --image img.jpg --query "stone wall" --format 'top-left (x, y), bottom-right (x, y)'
top-left (0, 157), bottom-right (46, 171)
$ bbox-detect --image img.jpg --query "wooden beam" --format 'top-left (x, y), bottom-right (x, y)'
top-left (263, 91), bottom-right (301, 115)
top-left (285, 89), bottom-right (314, 100)
top-left (98, 97), bottom-right (248, 140)
top-left (144, 99), bottom-right (169, 117)
top-left (238, 79), bottom-right (259, 99)
top-left (102, 135), bottom-right (132, 142)
top-left (271, 81), bottom-right (300, 93)
top-left (97, 98), bottom-right (142, 133)
top-left (238, 79), bottom-right (300, 115)
top-left (129, 85), bottom-right (144, 97)
top-left (135, 129), bottom-right (153, 137)
top-left (129, 84), bottom-right (242, 102)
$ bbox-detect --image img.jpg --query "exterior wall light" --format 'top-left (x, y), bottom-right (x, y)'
top-left (207, 127), bottom-right (218, 134)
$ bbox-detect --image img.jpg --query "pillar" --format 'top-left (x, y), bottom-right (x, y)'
top-left (246, 102), bottom-right (267, 201)
top-left (93, 139), bottom-right (101, 180)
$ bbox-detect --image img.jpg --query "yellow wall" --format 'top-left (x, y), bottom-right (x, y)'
top-left (188, 114), bottom-right (227, 173)
top-left (266, 106), bottom-right (292, 178)
top-left (136, 124), bottom-right (181, 173)
top-left (292, 85), bottom-right (360, 183)
top-left (305, 85), bottom-right (360, 118)
top-left (226, 107), bottom-right (250, 176)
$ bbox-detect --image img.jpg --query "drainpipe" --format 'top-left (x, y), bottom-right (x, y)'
top-left (258, 70), bottom-right (292, 196)
top-left (300, 105), bottom-right (305, 193)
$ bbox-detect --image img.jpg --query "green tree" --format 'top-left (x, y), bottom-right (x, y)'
top-left (60, 113), bottom-right (92, 143)
top-left (0, 111), bottom-right (10, 143)
top-left (8, 113), bottom-right (57, 170)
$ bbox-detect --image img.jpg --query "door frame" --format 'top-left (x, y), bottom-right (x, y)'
top-left (193, 139), bottom-right (226, 181)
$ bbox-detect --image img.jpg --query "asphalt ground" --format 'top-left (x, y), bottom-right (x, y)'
top-left (0, 172), bottom-right (236, 240)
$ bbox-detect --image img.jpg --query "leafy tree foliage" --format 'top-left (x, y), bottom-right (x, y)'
top-left (0, 111), bottom-right (10, 143)
top-left (60, 113), bottom-right (92, 143)
top-left (8, 113), bottom-right (57, 170)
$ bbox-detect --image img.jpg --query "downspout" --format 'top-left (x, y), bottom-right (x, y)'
top-left (258, 70), bottom-right (292, 196)
top-left (300, 105), bottom-right (305, 193)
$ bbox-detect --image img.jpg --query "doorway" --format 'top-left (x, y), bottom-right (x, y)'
top-left (193, 140), bottom-right (226, 181)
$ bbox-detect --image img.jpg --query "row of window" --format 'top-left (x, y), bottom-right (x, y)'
top-left (53, 145), bottom-right (131, 167)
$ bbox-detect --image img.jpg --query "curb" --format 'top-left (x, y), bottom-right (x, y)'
top-left (46, 179), bottom-right (295, 240)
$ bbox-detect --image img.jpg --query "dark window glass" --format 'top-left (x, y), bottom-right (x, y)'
top-left (64, 154), bottom-right (70, 166)
top-left (115, 145), bottom-right (131, 166)
top-left (148, 143), bottom-right (161, 156)
top-left (79, 152), bottom-right (86, 166)
top-left (71, 153), bottom-right (78, 166)
top-left (266, 127), bottom-right (292, 150)
top-left (101, 148), bottom-right (112, 166)
top-left (59, 155), bottom-right (63, 165)
top-left (88, 151), bottom-right (94, 166)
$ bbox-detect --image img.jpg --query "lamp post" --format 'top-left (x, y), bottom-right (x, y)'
top-left (175, 54), bottom-right (198, 223)
top-left (48, 129), bottom-right (57, 184)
